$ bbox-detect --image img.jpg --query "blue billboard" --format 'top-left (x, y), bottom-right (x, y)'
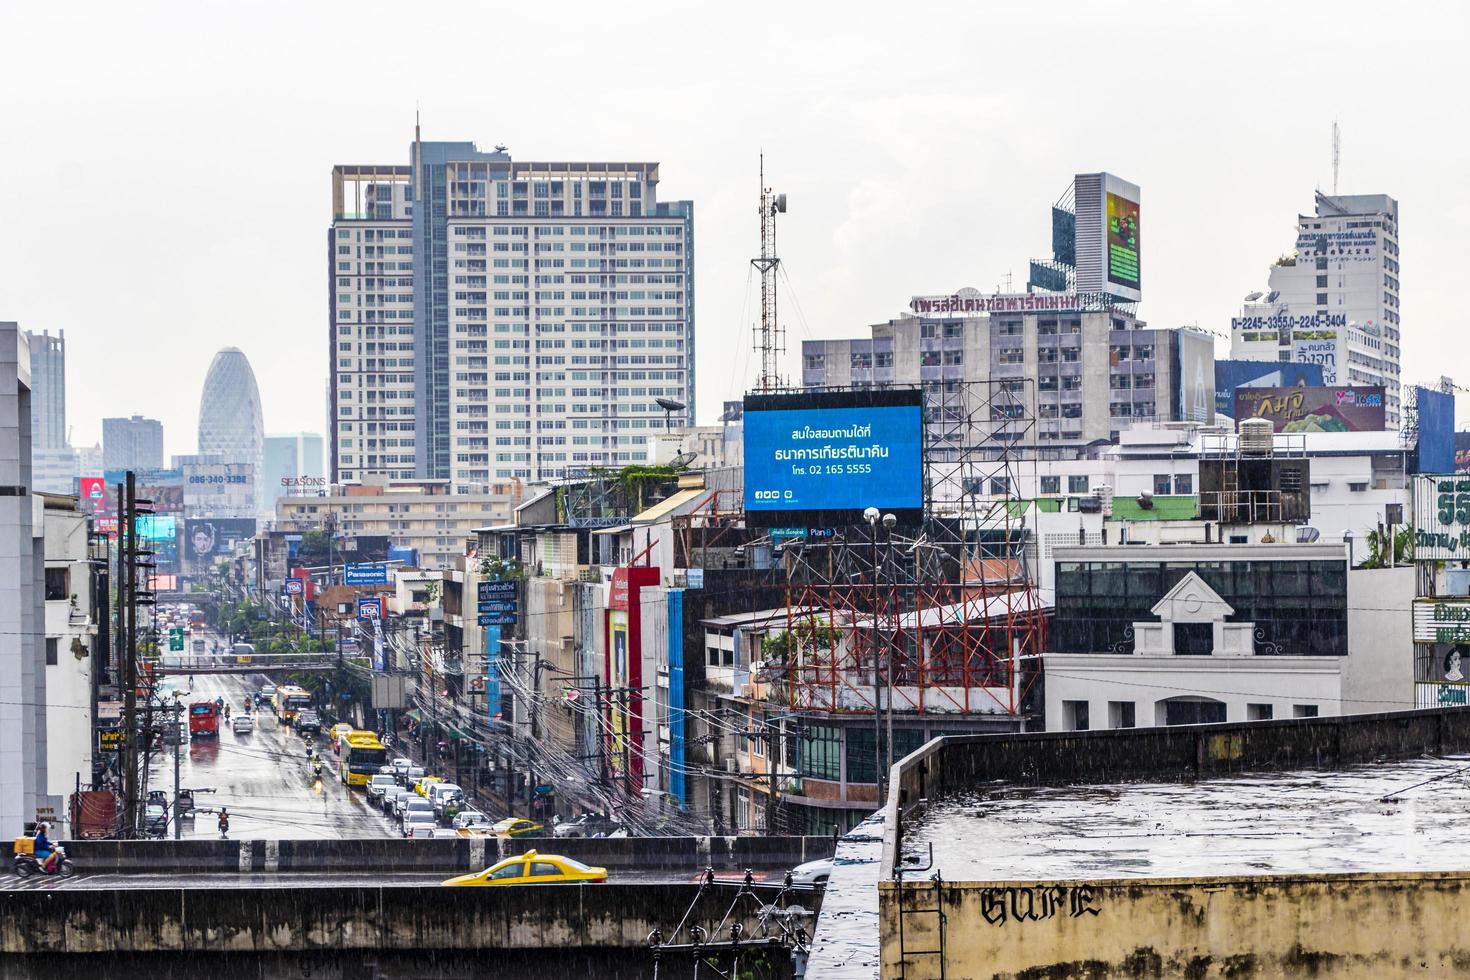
top-left (743, 388), bottom-right (924, 527)
top-left (1415, 387), bottom-right (1456, 475)
top-left (344, 563), bottom-right (390, 586)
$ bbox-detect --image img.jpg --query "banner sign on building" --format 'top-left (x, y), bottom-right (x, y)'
top-left (79, 477), bottom-right (106, 512)
top-left (478, 612), bottom-right (517, 626)
top-left (284, 577), bottom-right (304, 596)
top-left (909, 290), bottom-right (1089, 315)
top-left (1292, 336), bottom-right (1339, 384)
top-left (1233, 386), bottom-right (1385, 433)
top-left (1413, 474), bottom-right (1470, 560)
top-left (1230, 313), bottom-right (1348, 334)
top-left (1412, 601), bottom-right (1470, 645)
top-left (344, 563), bottom-right (390, 586)
top-left (356, 596), bottom-right (383, 620)
top-left (477, 579), bottom-right (518, 623)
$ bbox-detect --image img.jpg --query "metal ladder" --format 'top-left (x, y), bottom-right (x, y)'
top-left (894, 841), bottom-right (946, 980)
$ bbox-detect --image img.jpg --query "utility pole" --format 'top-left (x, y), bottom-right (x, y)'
top-left (172, 696), bottom-right (183, 839)
top-left (117, 479), bottom-right (135, 837)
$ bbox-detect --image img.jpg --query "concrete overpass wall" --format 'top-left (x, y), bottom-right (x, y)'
top-left (2, 835), bottom-right (835, 874)
top-left (0, 882), bottom-right (809, 956)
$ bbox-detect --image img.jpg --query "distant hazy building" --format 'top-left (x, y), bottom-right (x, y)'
top-left (265, 432), bottom-right (326, 506)
top-left (274, 478), bottom-right (521, 570)
top-left (198, 348), bottom-right (266, 516)
top-left (26, 330), bottom-right (76, 494)
top-left (0, 324), bottom-right (49, 838)
top-left (102, 415), bottom-right (164, 472)
top-left (329, 137), bottom-right (695, 487)
top-left (1231, 192), bottom-right (1401, 427)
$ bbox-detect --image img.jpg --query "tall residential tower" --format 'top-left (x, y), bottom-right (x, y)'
top-left (1230, 192), bottom-right (1401, 426)
top-left (330, 138), bottom-right (695, 487)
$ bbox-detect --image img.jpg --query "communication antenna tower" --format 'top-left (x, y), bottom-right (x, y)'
top-left (1331, 119), bottom-right (1341, 195)
top-left (751, 154), bottom-right (787, 393)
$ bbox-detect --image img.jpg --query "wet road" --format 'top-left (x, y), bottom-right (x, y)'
top-left (144, 670), bottom-right (394, 841)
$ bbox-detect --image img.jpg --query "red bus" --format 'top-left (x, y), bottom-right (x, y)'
top-left (188, 701), bottom-right (219, 738)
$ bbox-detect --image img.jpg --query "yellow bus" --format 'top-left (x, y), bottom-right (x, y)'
top-left (338, 731), bottom-right (388, 788)
top-left (274, 685), bottom-right (312, 724)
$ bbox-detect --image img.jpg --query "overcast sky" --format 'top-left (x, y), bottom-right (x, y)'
top-left (2, 0), bottom-right (1466, 459)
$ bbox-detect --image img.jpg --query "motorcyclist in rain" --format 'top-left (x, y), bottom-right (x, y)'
top-left (217, 808), bottom-right (230, 840)
top-left (312, 756), bottom-right (324, 779)
top-left (33, 823), bottom-right (55, 873)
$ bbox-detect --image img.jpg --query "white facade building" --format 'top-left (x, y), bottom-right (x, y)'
top-left (1230, 192), bottom-right (1401, 426)
top-left (0, 325), bottom-right (49, 838)
top-left (41, 494), bottom-right (97, 822)
top-left (1043, 545), bottom-right (1413, 732)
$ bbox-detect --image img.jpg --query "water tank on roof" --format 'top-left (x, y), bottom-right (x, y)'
top-left (1092, 484), bottom-right (1114, 516)
top-left (1239, 418), bottom-right (1275, 456)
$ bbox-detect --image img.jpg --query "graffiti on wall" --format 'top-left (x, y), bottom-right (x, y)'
top-left (979, 885), bottom-right (1102, 926)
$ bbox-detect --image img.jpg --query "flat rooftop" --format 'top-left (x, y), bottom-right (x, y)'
top-left (903, 755), bottom-right (1470, 881)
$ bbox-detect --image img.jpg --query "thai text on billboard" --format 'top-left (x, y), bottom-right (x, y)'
top-left (1106, 192), bottom-right (1140, 289)
top-left (1233, 386), bottom-right (1385, 433)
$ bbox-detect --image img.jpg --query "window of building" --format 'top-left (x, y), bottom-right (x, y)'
top-left (875, 351), bottom-right (893, 368)
top-left (1062, 700), bottom-right (1090, 731)
top-left (846, 728), bottom-right (926, 784)
top-left (920, 351), bottom-right (942, 367)
top-left (1163, 699), bottom-right (1226, 726)
top-left (1293, 704), bottom-right (1320, 718)
top-left (1247, 703), bottom-right (1273, 721)
top-left (45, 638), bottom-right (58, 667)
top-left (1173, 622), bottom-right (1214, 656)
top-left (990, 476), bottom-right (1010, 496)
top-left (920, 323), bottom-right (937, 339)
top-left (1108, 701), bottom-right (1135, 729)
top-left (1068, 475), bottom-right (1089, 494)
top-left (1153, 474), bottom-right (1172, 495)
top-left (799, 725), bottom-right (842, 781)
top-left (1040, 475), bottom-right (1061, 495)
top-left (1175, 474), bottom-right (1193, 495)
top-left (44, 567), bottom-right (69, 602)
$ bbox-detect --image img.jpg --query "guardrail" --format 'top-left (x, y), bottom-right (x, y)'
top-left (153, 654), bottom-right (342, 674)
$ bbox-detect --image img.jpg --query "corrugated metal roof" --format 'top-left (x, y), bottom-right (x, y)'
top-left (631, 487), bottom-right (708, 524)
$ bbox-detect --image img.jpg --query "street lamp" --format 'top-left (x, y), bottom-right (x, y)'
top-left (865, 508), bottom-right (897, 804)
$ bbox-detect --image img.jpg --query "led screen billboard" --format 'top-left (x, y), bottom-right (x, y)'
top-left (1233, 386), bottom-right (1386, 433)
top-left (742, 388), bottom-right (924, 528)
top-left (1106, 192), bottom-right (1140, 290)
top-left (135, 514), bottom-right (179, 567)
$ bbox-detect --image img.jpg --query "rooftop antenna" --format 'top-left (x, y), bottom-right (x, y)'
top-left (751, 153), bottom-right (787, 393)
top-left (1331, 119), bottom-right (1340, 195)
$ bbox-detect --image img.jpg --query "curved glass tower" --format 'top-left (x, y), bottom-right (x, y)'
top-left (198, 347), bottom-right (265, 514)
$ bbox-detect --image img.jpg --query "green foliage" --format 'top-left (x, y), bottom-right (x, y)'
top-left (761, 619), bottom-right (840, 665)
top-left (1360, 526), bottom-right (1414, 568)
top-left (477, 556), bottom-right (525, 581)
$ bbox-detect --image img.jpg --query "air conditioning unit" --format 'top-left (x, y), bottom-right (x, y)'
top-left (724, 757), bottom-right (739, 773)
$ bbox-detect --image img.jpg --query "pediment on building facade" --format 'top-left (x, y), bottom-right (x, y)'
top-left (1150, 571), bottom-right (1233, 623)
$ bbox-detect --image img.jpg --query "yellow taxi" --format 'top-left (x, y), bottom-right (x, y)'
top-left (329, 724), bottom-right (354, 753)
top-left (442, 849), bottom-right (607, 887)
top-left (492, 817), bottom-right (545, 838)
top-left (414, 775), bottom-right (443, 797)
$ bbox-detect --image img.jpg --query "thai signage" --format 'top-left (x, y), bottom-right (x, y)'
top-left (1412, 601), bottom-right (1470, 645)
top-left (909, 291), bottom-right (1088, 315)
top-left (1413, 475), bottom-right (1470, 560)
top-left (1233, 386), bottom-right (1385, 433)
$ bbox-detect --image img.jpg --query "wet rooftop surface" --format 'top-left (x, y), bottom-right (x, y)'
top-left (904, 755), bottom-right (1470, 881)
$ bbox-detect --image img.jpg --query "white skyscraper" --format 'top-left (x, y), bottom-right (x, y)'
top-left (1231, 192), bottom-right (1401, 427)
top-left (198, 348), bottom-right (266, 515)
top-left (330, 137), bottom-right (695, 487)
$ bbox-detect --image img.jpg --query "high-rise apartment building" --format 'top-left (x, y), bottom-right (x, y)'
top-left (25, 330), bottom-right (76, 494)
top-left (1230, 192), bottom-right (1401, 426)
top-left (330, 137), bottom-right (695, 487)
top-left (802, 293), bottom-right (1215, 449)
top-left (102, 415), bottom-right (164, 472)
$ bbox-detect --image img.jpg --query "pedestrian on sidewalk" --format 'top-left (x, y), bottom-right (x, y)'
top-left (218, 807), bottom-right (230, 839)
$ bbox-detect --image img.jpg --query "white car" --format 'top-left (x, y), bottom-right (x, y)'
top-left (789, 857), bottom-right (833, 887)
top-left (231, 715), bottom-right (254, 734)
top-left (402, 809), bottom-right (437, 838)
top-left (453, 810), bottom-right (490, 831)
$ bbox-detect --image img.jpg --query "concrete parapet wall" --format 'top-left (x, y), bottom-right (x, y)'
top-left (880, 871), bottom-right (1470, 979)
top-left (0, 835), bottom-right (835, 875)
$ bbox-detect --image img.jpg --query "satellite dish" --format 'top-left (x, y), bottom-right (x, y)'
top-left (655, 397), bottom-right (687, 413)
top-left (1244, 292), bottom-right (1263, 302)
top-left (774, 193), bottom-right (787, 214)
top-left (1265, 290), bottom-right (1281, 303)
top-left (669, 451), bottom-right (698, 469)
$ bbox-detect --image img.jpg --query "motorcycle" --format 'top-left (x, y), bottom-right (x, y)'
top-left (311, 758), bottom-right (324, 781)
top-left (14, 843), bottom-right (74, 878)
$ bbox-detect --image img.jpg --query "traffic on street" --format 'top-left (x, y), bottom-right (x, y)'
top-left (143, 670), bottom-right (389, 841)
